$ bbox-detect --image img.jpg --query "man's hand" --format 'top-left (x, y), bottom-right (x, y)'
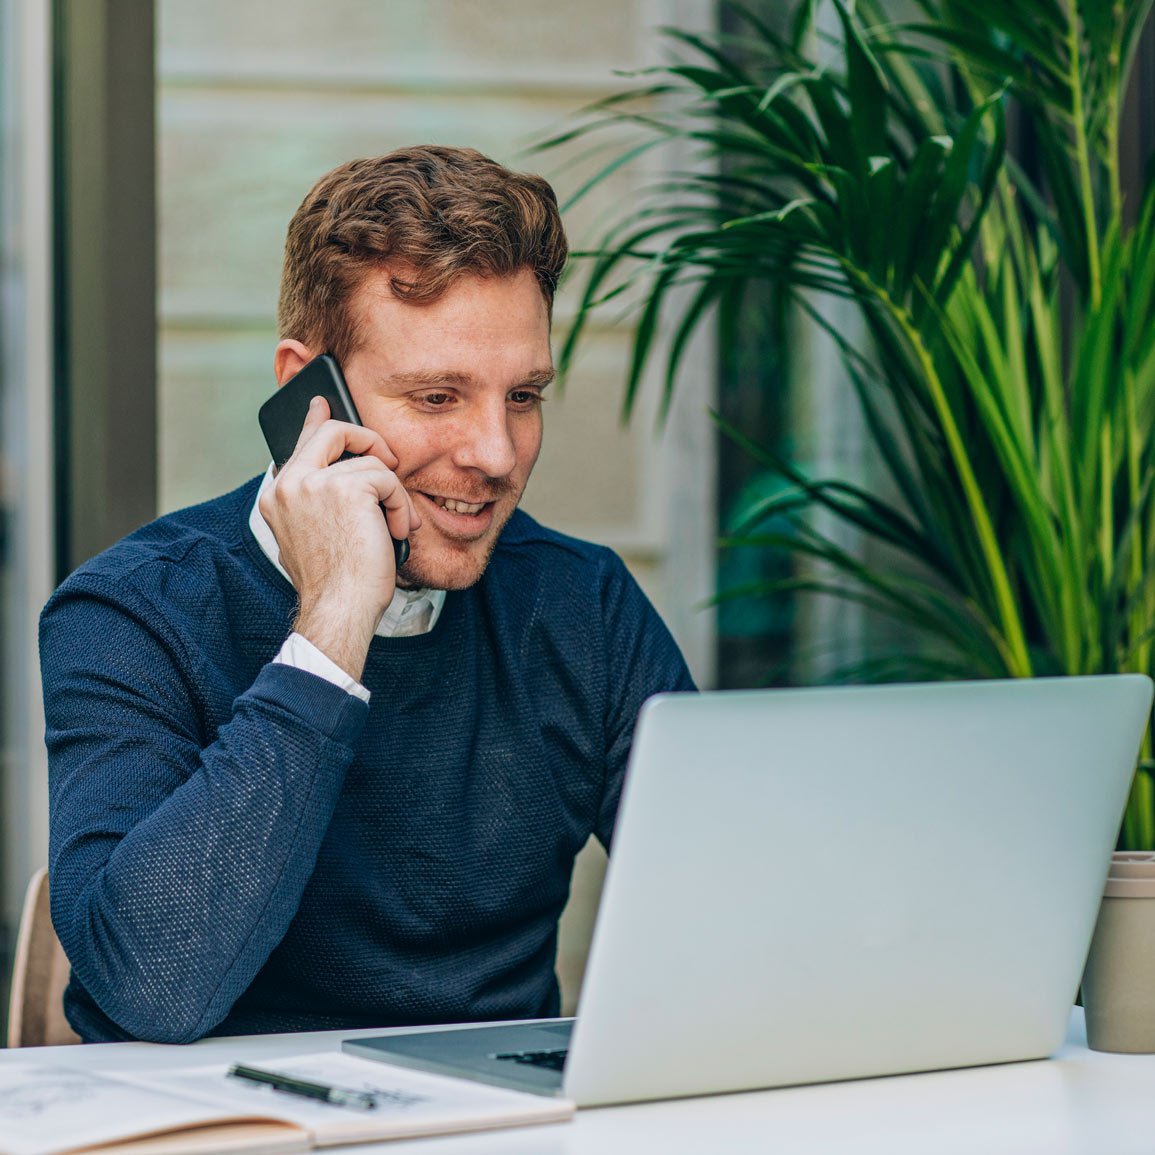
top-left (258, 397), bottom-right (420, 680)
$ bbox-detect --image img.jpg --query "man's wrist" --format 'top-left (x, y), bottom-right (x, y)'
top-left (292, 601), bottom-right (380, 683)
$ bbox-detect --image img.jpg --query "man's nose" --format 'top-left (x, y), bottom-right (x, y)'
top-left (454, 402), bottom-right (518, 478)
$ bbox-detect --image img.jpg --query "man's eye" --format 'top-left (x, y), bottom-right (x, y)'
top-left (509, 390), bottom-right (545, 407)
top-left (420, 392), bottom-right (453, 407)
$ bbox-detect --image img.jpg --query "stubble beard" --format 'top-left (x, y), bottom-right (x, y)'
top-left (395, 532), bottom-right (503, 591)
top-left (395, 491), bottom-right (523, 592)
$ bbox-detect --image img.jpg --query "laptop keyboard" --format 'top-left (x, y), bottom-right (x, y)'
top-left (494, 1048), bottom-right (568, 1072)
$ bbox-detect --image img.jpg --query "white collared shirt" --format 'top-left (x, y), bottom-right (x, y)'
top-left (249, 466), bottom-right (446, 702)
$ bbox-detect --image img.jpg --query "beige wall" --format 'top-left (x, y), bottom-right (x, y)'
top-left (156, 0), bottom-right (716, 1012)
top-left (157, 0), bottom-right (715, 665)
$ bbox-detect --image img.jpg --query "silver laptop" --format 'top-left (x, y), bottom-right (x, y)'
top-left (345, 675), bottom-right (1152, 1106)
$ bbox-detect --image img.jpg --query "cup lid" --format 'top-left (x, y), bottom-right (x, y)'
top-left (1104, 852), bottom-right (1155, 897)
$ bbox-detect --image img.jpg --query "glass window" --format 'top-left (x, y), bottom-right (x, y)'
top-left (0, 0), bottom-right (56, 1033)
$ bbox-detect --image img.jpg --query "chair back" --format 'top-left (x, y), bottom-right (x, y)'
top-left (8, 867), bottom-right (81, 1047)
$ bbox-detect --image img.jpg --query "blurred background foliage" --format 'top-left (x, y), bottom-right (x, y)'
top-left (546, 0), bottom-right (1155, 845)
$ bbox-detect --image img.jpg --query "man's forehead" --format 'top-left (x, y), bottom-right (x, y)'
top-left (347, 268), bottom-right (553, 383)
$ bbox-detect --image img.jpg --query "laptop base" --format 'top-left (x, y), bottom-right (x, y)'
top-left (344, 1020), bottom-right (573, 1097)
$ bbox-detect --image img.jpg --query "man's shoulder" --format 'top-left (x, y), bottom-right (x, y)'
top-left (487, 510), bottom-right (695, 694)
top-left (495, 508), bottom-right (621, 571)
top-left (485, 509), bottom-right (642, 614)
top-left (55, 476), bottom-right (264, 598)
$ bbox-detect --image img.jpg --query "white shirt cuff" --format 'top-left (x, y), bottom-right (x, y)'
top-left (273, 632), bottom-right (371, 703)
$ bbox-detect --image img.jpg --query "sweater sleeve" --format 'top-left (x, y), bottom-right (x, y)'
top-left (41, 582), bottom-right (368, 1044)
top-left (595, 552), bottom-right (697, 848)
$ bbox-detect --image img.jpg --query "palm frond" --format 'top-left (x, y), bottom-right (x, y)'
top-left (539, 0), bottom-right (1155, 845)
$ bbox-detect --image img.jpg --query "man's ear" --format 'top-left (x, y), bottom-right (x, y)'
top-left (273, 339), bottom-right (315, 386)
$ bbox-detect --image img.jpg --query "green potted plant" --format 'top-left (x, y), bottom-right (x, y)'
top-left (546, 0), bottom-right (1155, 1047)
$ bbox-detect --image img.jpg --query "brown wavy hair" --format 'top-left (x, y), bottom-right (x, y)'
top-left (278, 146), bottom-right (568, 363)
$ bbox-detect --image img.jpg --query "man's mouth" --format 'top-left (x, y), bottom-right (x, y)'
top-left (424, 493), bottom-right (489, 516)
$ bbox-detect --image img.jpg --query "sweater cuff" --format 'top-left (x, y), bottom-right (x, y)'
top-left (242, 662), bottom-right (369, 746)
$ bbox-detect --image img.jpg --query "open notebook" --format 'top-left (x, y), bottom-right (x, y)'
top-left (0, 1051), bottom-right (573, 1155)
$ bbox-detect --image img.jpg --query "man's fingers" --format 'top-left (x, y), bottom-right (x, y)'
top-left (324, 455), bottom-right (422, 539)
top-left (292, 395), bottom-right (331, 453)
top-left (376, 473), bottom-right (420, 543)
top-left (288, 403), bottom-right (400, 471)
top-left (269, 414), bottom-right (417, 573)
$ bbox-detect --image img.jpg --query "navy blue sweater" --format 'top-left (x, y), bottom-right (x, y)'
top-left (40, 477), bottom-right (694, 1044)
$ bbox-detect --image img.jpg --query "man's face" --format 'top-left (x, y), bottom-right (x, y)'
top-left (342, 268), bottom-right (553, 590)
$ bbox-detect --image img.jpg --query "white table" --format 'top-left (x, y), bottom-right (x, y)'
top-left (4, 1010), bottom-right (1154, 1154)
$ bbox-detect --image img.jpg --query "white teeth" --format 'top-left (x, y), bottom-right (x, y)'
top-left (431, 495), bottom-right (485, 515)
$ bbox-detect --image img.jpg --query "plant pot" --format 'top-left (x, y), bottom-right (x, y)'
top-left (1082, 852), bottom-right (1155, 1052)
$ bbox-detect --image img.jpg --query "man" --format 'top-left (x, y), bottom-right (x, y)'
top-left (40, 146), bottom-right (695, 1044)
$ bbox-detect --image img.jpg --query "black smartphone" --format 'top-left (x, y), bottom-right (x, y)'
top-left (258, 353), bottom-right (410, 568)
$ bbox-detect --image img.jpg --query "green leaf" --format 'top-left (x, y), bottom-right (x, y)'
top-left (932, 88), bottom-right (1007, 308)
top-left (915, 89), bottom-right (1005, 311)
top-left (833, 0), bottom-right (891, 168)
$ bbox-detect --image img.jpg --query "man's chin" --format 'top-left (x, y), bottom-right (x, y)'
top-left (395, 502), bottom-right (519, 591)
top-left (396, 537), bottom-right (499, 592)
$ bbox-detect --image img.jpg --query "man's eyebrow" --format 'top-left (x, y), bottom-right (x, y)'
top-left (386, 370), bottom-right (473, 387)
top-left (385, 368), bottom-right (557, 388)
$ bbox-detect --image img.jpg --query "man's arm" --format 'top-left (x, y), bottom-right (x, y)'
top-left (43, 583), bottom-right (368, 1043)
top-left (44, 397), bottom-right (416, 1044)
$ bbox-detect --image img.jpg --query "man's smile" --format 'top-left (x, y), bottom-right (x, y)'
top-left (423, 493), bottom-right (488, 515)
top-left (403, 469), bottom-right (522, 546)
top-left (410, 489), bottom-right (504, 542)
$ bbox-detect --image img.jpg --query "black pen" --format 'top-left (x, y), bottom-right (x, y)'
top-left (228, 1063), bottom-right (379, 1111)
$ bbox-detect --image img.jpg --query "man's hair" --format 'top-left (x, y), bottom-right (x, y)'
top-left (278, 146), bottom-right (568, 363)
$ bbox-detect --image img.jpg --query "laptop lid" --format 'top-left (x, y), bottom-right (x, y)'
top-left (562, 675), bottom-right (1151, 1105)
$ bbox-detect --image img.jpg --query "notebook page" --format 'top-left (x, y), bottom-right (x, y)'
top-left (120, 1053), bottom-right (574, 1145)
top-left (0, 1063), bottom-right (298, 1155)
